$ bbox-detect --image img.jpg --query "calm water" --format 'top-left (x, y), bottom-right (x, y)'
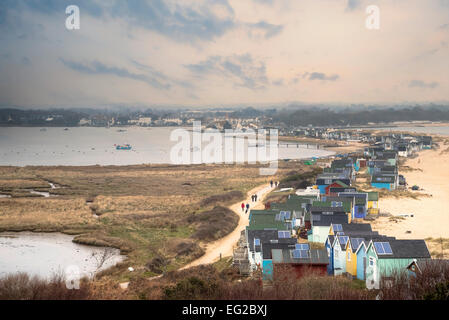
top-left (0, 127), bottom-right (334, 166)
top-left (0, 232), bottom-right (125, 279)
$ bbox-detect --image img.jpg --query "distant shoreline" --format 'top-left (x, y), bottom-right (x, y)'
top-left (2, 120), bottom-right (449, 129)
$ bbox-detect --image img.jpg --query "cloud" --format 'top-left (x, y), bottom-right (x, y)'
top-left (346, 0), bottom-right (362, 11)
top-left (21, 57), bottom-right (31, 66)
top-left (60, 59), bottom-right (171, 89)
top-left (0, 0), bottom-right (104, 18)
top-left (0, 0), bottom-right (236, 43)
top-left (247, 21), bottom-right (283, 39)
top-left (131, 59), bottom-right (193, 89)
top-left (408, 80), bottom-right (439, 89)
top-left (185, 54), bottom-right (269, 90)
top-left (107, 0), bottom-right (237, 42)
top-left (272, 79), bottom-right (284, 86)
top-left (252, 0), bottom-right (274, 5)
top-left (308, 72), bottom-right (340, 81)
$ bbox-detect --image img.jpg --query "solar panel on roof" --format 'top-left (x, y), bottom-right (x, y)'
top-left (295, 244), bottom-right (309, 250)
top-left (381, 242), bottom-right (393, 254)
top-left (299, 250), bottom-right (309, 258)
top-left (292, 249), bottom-right (301, 259)
top-left (278, 231), bottom-right (290, 238)
top-left (338, 236), bottom-right (349, 245)
top-left (333, 224), bottom-right (343, 232)
top-left (374, 242), bottom-right (385, 254)
top-left (351, 238), bottom-right (363, 250)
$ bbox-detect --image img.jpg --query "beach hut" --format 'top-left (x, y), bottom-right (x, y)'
top-left (355, 241), bottom-right (369, 281)
top-left (367, 192), bottom-right (379, 215)
top-left (272, 247), bottom-right (329, 279)
top-left (345, 238), bottom-right (365, 278)
top-left (308, 209), bottom-right (348, 243)
top-left (324, 235), bottom-right (336, 275)
top-left (324, 181), bottom-right (349, 196)
top-left (365, 240), bottom-right (431, 281)
top-left (332, 235), bottom-right (350, 276)
top-left (371, 175), bottom-right (397, 191)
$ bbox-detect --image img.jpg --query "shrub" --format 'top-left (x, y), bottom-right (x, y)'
top-left (146, 255), bottom-right (169, 274)
top-left (200, 191), bottom-right (244, 207)
top-left (163, 277), bottom-right (219, 300)
top-left (188, 206), bottom-right (239, 241)
top-left (0, 272), bottom-right (91, 300)
top-left (379, 260), bottom-right (449, 300)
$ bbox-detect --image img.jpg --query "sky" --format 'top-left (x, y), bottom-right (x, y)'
top-left (0, 0), bottom-right (448, 108)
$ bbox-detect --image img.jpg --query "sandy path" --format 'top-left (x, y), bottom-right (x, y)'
top-left (371, 148), bottom-right (449, 239)
top-left (119, 183), bottom-right (273, 288)
top-left (180, 183), bottom-right (272, 270)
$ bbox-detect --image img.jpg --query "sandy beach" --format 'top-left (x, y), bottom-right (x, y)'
top-left (371, 144), bottom-right (449, 241)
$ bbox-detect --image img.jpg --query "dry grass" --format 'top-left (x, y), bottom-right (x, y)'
top-left (188, 206), bottom-right (239, 241)
top-left (425, 238), bottom-right (449, 259)
top-left (0, 273), bottom-right (92, 300)
top-left (0, 162), bottom-right (305, 280)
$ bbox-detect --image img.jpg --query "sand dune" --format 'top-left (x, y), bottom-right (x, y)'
top-left (371, 148), bottom-right (449, 239)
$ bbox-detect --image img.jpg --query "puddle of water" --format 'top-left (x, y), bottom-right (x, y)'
top-left (28, 190), bottom-right (51, 198)
top-left (0, 232), bottom-right (125, 280)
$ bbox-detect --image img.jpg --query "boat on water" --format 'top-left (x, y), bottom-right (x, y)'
top-left (115, 144), bottom-right (132, 150)
top-left (40, 128), bottom-right (47, 132)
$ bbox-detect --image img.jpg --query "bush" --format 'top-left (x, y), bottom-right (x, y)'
top-left (379, 260), bottom-right (449, 300)
top-left (0, 273), bottom-right (91, 300)
top-left (146, 255), bottom-right (169, 274)
top-left (200, 191), bottom-right (244, 207)
top-left (279, 169), bottom-right (322, 189)
top-left (188, 206), bottom-right (239, 241)
top-left (163, 277), bottom-right (219, 300)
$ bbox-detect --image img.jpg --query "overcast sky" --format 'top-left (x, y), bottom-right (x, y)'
top-left (0, 0), bottom-right (448, 108)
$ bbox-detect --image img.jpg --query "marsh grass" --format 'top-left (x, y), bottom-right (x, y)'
top-left (0, 162), bottom-right (305, 279)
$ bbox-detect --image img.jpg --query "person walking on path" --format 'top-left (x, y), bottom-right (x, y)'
top-left (245, 203), bottom-right (250, 214)
top-left (270, 180), bottom-right (273, 188)
top-left (251, 194), bottom-right (255, 202)
top-left (241, 203), bottom-right (245, 212)
top-left (254, 194), bottom-right (258, 202)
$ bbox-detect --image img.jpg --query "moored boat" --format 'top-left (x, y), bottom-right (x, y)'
top-left (115, 144), bottom-right (132, 150)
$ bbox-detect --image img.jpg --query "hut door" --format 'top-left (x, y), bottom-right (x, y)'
top-left (363, 257), bottom-right (367, 280)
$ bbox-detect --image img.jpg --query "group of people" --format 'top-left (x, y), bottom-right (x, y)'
top-left (240, 181), bottom-right (279, 215)
top-left (241, 202), bottom-right (250, 214)
top-left (241, 193), bottom-right (259, 214)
